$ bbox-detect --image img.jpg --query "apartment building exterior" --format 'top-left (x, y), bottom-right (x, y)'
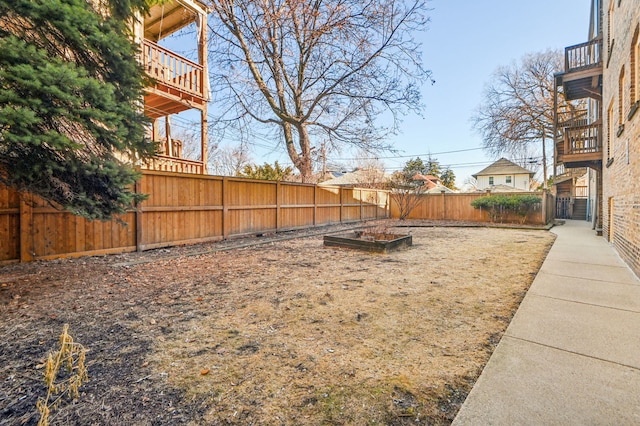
top-left (555, 0), bottom-right (640, 276)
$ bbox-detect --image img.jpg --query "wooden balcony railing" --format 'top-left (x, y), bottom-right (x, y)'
top-left (554, 164), bottom-right (588, 179)
top-left (564, 37), bottom-right (602, 73)
top-left (142, 39), bottom-right (205, 100)
top-left (564, 122), bottom-right (601, 155)
top-left (575, 185), bottom-right (588, 198)
top-left (557, 109), bottom-right (589, 128)
top-left (142, 155), bottom-right (204, 174)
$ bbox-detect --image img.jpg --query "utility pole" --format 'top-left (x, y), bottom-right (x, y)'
top-left (321, 140), bottom-right (327, 179)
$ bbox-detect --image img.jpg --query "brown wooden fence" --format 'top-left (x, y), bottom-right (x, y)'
top-left (0, 171), bottom-right (389, 264)
top-left (390, 191), bottom-right (555, 225)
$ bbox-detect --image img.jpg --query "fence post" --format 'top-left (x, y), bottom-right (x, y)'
top-left (313, 185), bottom-right (318, 226)
top-left (135, 180), bottom-right (143, 252)
top-left (222, 177), bottom-right (229, 239)
top-left (359, 189), bottom-right (363, 221)
top-left (375, 190), bottom-right (379, 219)
top-left (541, 190), bottom-right (547, 224)
top-left (441, 190), bottom-right (446, 220)
top-left (276, 181), bottom-right (281, 232)
top-left (19, 193), bottom-right (34, 262)
top-left (339, 187), bottom-right (344, 223)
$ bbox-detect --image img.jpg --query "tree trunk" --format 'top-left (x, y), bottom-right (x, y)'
top-left (542, 131), bottom-right (548, 189)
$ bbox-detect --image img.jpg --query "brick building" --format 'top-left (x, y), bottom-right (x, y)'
top-left (555, 0), bottom-right (640, 276)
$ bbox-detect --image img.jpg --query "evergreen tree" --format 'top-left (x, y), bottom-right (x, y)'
top-left (0, 0), bottom-right (155, 220)
top-left (239, 161), bottom-right (293, 181)
top-left (439, 168), bottom-right (456, 190)
top-left (402, 157), bottom-right (427, 179)
top-left (402, 155), bottom-right (442, 178)
top-left (425, 155), bottom-right (441, 177)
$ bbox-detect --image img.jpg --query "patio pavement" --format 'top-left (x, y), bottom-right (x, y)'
top-left (453, 219), bottom-right (640, 425)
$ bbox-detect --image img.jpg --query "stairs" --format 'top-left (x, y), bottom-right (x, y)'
top-left (573, 198), bottom-right (587, 220)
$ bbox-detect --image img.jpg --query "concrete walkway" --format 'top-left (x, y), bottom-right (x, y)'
top-left (453, 220), bottom-right (640, 425)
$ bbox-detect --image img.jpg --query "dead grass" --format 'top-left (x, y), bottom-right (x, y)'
top-left (0, 223), bottom-right (555, 425)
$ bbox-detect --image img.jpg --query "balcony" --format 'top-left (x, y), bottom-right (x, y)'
top-left (142, 39), bottom-right (206, 119)
top-left (556, 37), bottom-right (603, 101)
top-left (142, 155), bottom-right (204, 175)
top-left (556, 122), bottom-right (602, 169)
top-left (138, 0), bottom-right (209, 174)
top-left (555, 165), bottom-right (587, 182)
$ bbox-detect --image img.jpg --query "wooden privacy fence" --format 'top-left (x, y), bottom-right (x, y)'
top-left (390, 191), bottom-right (555, 225)
top-left (0, 171), bottom-right (389, 263)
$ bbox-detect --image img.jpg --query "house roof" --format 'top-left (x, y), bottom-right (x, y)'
top-left (318, 169), bottom-right (387, 187)
top-left (413, 174), bottom-right (441, 190)
top-left (472, 158), bottom-right (535, 179)
top-left (425, 184), bottom-right (455, 194)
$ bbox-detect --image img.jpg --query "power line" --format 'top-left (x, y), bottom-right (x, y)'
top-left (329, 147), bottom-right (486, 161)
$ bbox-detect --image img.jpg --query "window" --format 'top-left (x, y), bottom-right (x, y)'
top-left (607, 0), bottom-right (615, 66)
top-left (506, 176), bottom-right (512, 184)
top-left (632, 28), bottom-right (638, 103)
top-left (488, 176), bottom-right (494, 185)
top-left (631, 26), bottom-right (640, 119)
top-left (607, 100), bottom-right (614, 165)
top-left (618, 66), bottom-right (625, 134)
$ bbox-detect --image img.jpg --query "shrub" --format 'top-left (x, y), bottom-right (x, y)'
top-left (471, 194), bottom-right (541, 224)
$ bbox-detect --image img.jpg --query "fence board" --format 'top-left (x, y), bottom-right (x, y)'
top-left (0, 186), bottom-right (20, 263)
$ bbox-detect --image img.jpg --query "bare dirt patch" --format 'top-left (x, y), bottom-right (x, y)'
top-left (0, 222), bottom-right (555, 425)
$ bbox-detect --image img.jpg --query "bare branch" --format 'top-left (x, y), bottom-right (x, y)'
top-left (207, 0), bottom-right (431, 181)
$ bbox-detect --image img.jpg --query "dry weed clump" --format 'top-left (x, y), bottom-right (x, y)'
top-left (36, 324), bottom-right (88, 426)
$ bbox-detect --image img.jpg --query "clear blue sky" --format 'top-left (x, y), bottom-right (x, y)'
top-left (245, 0), bottom-right (591, 185)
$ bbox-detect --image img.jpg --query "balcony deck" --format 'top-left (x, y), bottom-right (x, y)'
top-left (556, 122), bottom-right (602, 169)
top-left (143, 39), bottom-right (206, 119)
top-left (556, 38), bottom-right (603, 101)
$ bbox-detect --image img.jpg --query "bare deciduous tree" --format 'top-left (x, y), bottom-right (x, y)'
top-left (208, 143), bottom-right (252, 176)
top-left (207, 0), bottom-right (431, 182)
top-left (387, 171), bottom-right (427, 220)
top-left (472, 50), bottom-right (583, 188)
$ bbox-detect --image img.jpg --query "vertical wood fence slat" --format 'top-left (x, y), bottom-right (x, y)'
top-left (222, 176), bottom-right (229, 239)
top-left (19, 194), bottom-right (34, 262)
top-left (276, 181), bottom-right (281, 232)
top-left (135, 180), bottom-right (143, 252)
top-left (313, 185), bottom-right (318, 226)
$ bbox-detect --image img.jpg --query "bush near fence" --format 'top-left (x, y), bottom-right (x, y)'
top-left (390, 191), bottom-right (554, 225)
top-left (0, 171), bottom-right (389, 263)
top-left (470, 194), bottom-right (542, 224)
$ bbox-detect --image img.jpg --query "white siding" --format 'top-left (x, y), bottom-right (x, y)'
top-left (476, 173), bottom-right (531, 191)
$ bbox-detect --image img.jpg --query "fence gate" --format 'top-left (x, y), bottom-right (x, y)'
top-left (556, 197), bottom-right (571, 219)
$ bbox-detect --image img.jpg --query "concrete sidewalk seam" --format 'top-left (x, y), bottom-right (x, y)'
top-left (535, 270), bottom-right (640, 286)
top-left (526, 293), bottom-right (640, 314)
top-left (545, 256), bottom-right (631, 270)
top-left (501, 335), bottom-right (640, 372)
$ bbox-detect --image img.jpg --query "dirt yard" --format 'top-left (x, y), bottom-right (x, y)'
top-left (0, 221), bottom-right (555, 425)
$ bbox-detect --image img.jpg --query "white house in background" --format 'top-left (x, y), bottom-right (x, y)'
top-left (472, 158), bottom-right (535, 191)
